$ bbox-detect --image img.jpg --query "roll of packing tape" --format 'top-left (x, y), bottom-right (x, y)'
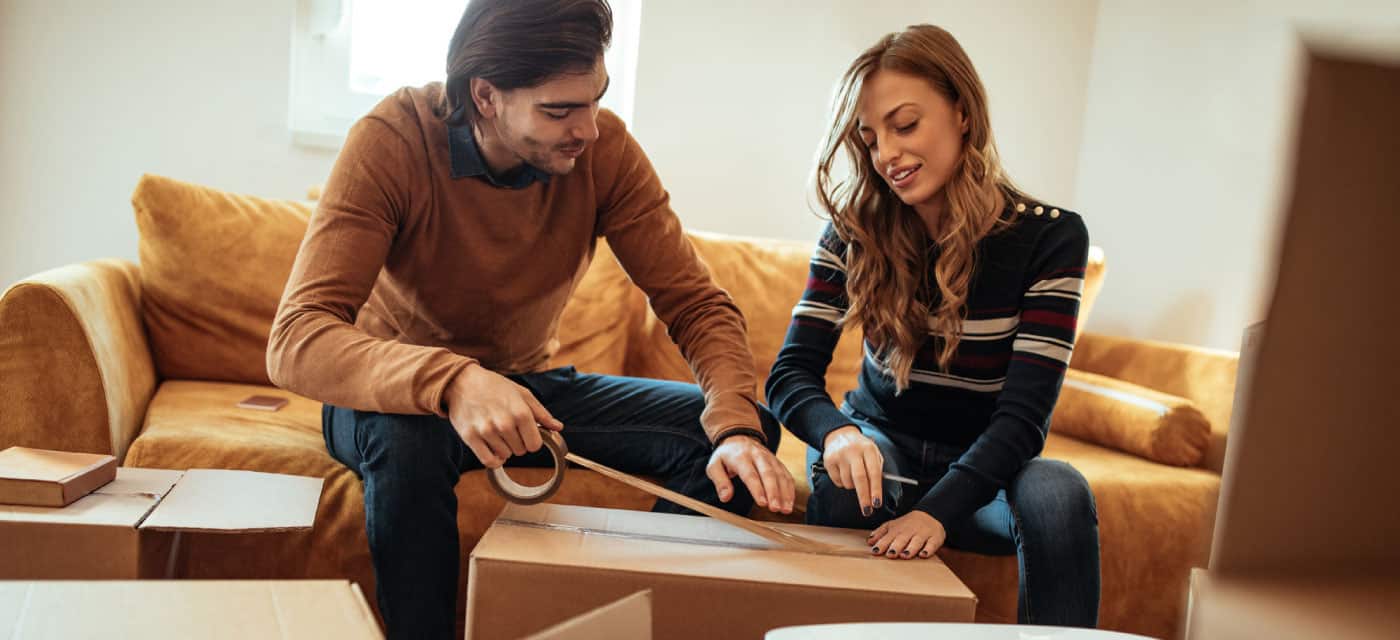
top-left (488, 429), bottom-right (569, 505)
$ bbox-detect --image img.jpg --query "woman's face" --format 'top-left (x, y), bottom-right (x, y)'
top-left (856, 69), bottom-right (967, 216)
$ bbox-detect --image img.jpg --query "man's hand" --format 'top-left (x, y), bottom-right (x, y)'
top-left (444, 363), bottom-right (562, 468)
top-left (821, 425), bottom-right (885, 516)
top-left (706, 434), bottom-right (795, 514)
top-left (868, 510), bottom-right (947, 560)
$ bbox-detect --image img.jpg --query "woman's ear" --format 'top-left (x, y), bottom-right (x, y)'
top-left (470, 77), bottom-right (498, 120)
top-left (958, 102), bottom-right (970, 135)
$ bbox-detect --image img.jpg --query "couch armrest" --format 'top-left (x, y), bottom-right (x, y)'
top-left (1070, 332), bottom-right (1239, 472)
top-left (0, 259), bottom-right (157, 461)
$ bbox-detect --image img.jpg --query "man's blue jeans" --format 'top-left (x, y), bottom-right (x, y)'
top-left (806, 407), bottom-right (1100, 627)
top-left (323, 365), bottom-right (781, 639)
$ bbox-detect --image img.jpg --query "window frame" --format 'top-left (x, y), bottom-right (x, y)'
top-left (288, 0), bottom-right (643, 150)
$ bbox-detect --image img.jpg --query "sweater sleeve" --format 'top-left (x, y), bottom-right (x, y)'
top-left (765, 224), bottom-right (859, 450)
top-left (595, 114), bottom-right (761, 443)
top-left (266, 115), bottom-right (476, 417)
top-left (915, 213), bottom-right (1091, 525)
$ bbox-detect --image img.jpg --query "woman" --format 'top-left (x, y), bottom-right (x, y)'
top-left (766, 24), bottom-right (1099, 626)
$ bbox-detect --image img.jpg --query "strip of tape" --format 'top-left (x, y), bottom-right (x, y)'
top-left (488, 429), bottom-right (865, 557)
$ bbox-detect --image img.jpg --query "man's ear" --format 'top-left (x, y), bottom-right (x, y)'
top-left (470, 77), bottom-right (498, 120)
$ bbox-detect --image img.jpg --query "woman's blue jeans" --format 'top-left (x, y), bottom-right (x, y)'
top-left (806, 408), bottom-right (1100, 627)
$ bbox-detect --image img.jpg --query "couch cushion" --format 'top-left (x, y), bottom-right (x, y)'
top-left (1069, 332), bottom-right (1240, 473)
top-left (1053, 369), bottom-right (1212, 466)
top-left (132, 175), bottom-right (312, 385)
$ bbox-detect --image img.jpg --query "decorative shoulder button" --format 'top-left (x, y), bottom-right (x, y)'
top-left (1033, 205), bottom-right (1044, 215)
top-left (1050, 208), bottom-right (1061, 219)
top-left (1015, 202), bottom-right (1027, 213)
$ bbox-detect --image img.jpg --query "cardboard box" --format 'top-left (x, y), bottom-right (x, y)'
top-left (525, 590), bottom-right (652, 640)
top-left (1185, 568), bottom-right (1400, 640)
top-left (466, 504), bottom-right (976, 640)
top-left (0, 467), bottom-right (323, 579)
top-left (0, 580), bottom-right (382, 639)
top-left (0, 447), bottom-right (117, 507)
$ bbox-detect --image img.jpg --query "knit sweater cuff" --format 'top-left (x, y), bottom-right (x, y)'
top-left (914, 467), bottom-right (998, 526)
top-left (790, 398), bottom-right (857, 451)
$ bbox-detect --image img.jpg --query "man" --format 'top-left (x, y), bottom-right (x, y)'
top-left (266, 0), bottom-right (794, 638)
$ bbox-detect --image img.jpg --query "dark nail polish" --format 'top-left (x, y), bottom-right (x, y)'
top-left (871, 546), bottom-right (880, 553)
top-left (861, 506), bottom-right (873, 517)
top-left (901, 550), bottom-right (911, 557)
top-left (873, 498), bottom-right (882, 508)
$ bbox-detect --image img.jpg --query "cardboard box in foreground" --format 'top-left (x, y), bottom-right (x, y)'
top-left (0, 467), bottom-right (323, 579)
top-left (0, 580), bottom-right (382, 639)
top-left (466, 504), bottom-right (976, 640)
top-left (1185, 569), bottom-right (1400, 640)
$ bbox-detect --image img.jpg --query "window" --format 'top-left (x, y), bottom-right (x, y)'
top-left (290, 0), bottom-right (643, 149)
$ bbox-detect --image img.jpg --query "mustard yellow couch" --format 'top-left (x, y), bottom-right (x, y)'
top-left (0, 176), bottom-right (1238, 639)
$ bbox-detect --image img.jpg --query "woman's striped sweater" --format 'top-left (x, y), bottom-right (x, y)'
top-left (766, 204), bottom-right (1090, 525)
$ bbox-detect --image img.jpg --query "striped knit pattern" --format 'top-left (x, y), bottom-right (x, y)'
top-left (766, 205), bottom-right (1090, 525)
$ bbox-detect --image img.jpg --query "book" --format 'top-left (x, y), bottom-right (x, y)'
top-left (0, 446), bottom-right (117, 507)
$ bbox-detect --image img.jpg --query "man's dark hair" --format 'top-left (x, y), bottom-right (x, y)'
top-left (440, 0), bottom-right (613, 126)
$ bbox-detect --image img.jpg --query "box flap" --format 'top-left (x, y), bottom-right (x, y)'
top-left (0, 580), bottom-right (383, 639)
top-left (97, 467), bottom-right (184, 498)
top-left (0, 447), bottom-right (113, 483)
top-left (525, 590), bottom-right (652, 640)
top-left (0, 492), bottom-right (163, 528)
top-left (482, 504), bottom-right (973, 601)
top-left (138, 469), bottom-right (323, 532)
top-left (0, 467), bottom-right (186, 527)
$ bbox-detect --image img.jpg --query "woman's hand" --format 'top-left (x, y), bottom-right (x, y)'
top-left (822, 425), bottom-right (886, 516)
top-left (868, 510), bottom-right (946, 559)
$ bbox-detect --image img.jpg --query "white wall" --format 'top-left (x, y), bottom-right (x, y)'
top-left (0, 0), bottom-right (339, 289)
top-left (632, 0), bottom-right (1100, 243)
top-left (0, 0), bottom-right (1098, 292)
top-left (1073, 0), bottom-right (1400, 349)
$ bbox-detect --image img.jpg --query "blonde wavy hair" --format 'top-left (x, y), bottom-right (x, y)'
top-left (815, 24), bottom-right (1026, 392)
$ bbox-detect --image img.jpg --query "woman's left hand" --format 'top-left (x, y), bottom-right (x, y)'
top-left (868, 510), bottom-right (947, 560)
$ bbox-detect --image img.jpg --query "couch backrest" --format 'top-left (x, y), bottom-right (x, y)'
top-left (131, 174), bottom-right (1106, 399)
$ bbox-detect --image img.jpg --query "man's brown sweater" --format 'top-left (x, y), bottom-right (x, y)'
top-left (267, 84), bottom-right (760, 440)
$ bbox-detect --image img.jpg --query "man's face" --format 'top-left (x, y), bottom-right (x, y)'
top-left (487, 57), bottom-right (609, 176)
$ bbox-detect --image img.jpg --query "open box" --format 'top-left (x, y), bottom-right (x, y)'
top-left (0, 467), bottom-right (323, 579)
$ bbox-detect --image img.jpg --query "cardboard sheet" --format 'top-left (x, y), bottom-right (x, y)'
top-left (0, 467), bottom-right (323, 580)
top-left (138, 469), bottom-right (323, 533)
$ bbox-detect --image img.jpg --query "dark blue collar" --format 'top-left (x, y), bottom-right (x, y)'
top-left (447, 113), bottom-right (551, 189)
